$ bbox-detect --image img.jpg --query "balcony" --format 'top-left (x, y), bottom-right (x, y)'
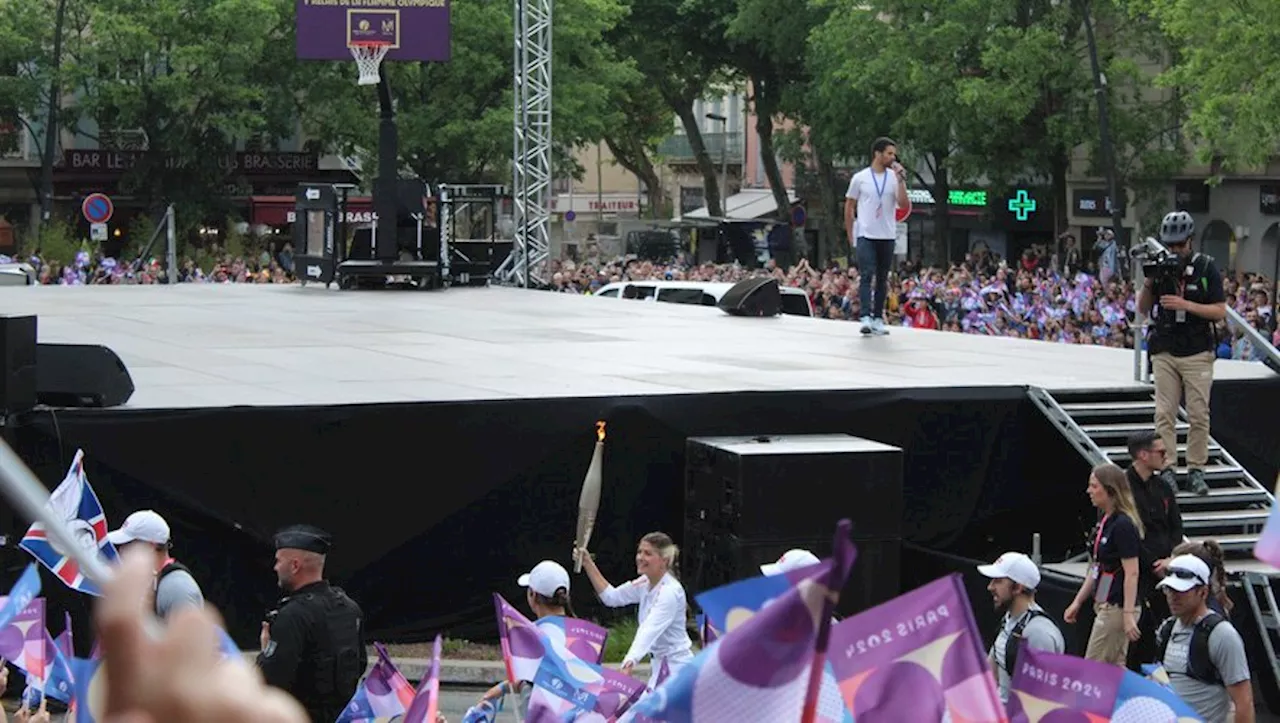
top-left (657, 131), bottom-right (744, 164)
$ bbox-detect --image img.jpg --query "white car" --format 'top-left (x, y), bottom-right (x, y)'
top-left (592, 280), bottom-right (815, 317)
top-left (0, 262), bottom-right (36, 286)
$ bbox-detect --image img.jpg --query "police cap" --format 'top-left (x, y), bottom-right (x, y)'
top-left (274, 524), bottom-right (332, 554)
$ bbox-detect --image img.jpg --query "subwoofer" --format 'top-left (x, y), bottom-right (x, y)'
top-left (717, 277), bottom-right (781, 317)
top-left (0, 315), bottom-right (38, 415)
top-left (37, 344), bottom-right (135, 408)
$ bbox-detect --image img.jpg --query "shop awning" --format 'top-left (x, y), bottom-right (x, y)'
top-left (677, 188), bottom-right (799, 222)
top-left (249, 195), bottom-right (375, 226)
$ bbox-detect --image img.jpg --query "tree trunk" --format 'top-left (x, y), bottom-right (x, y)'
top-left (604, 135), bottom-right (667, 220)
top-left (750, 72), bottom-right (806, 258)
top-left (808, 132), bottom-right (841, 263)
top-left (928, 153), bottom-right (951, 266)
top-left (1051, 145), bottom-right (1069, 259)
top-left (666, 94), bottom-right (722, 218)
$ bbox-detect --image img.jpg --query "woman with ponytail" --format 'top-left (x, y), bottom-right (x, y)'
top-left (1065, 463), bottom-right (1145, 665)
top-left (577, 532), bottom-right (694, 691)
top-left (475, 560), bottom-right (579, 709)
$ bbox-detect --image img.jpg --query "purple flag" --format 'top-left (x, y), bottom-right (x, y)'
top-left (532, 615), bottom-right (609, 665)
top-left (0, 596), bottom-right (46, 677)
top-left (402, 635), bottom-right (442, 723)
top-left (826, 574), bottom-right (1004, 722)
top-left (1009, 645), bottom-right (1204, 721)
top-left (625, 522), bottom-right (857, 722)
top-left (336, 643), bottom-right (417, 722)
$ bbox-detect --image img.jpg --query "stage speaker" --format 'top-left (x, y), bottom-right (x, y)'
top-left (717, 277), bottom-right (781, 317)
top-left (683, 434), bottom-right (904, 615)
top-left (0, 315), bottom-right (37, 415)
top-left (37, 344), bottom-right (135, 408)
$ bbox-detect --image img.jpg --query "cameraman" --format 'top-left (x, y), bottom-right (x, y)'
top-left (1137, 211), bottom-right (1225, 497)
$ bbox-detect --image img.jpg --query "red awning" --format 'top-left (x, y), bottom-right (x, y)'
top-left (249, 195), bottom-right (375, 226)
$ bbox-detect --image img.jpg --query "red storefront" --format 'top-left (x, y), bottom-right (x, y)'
top-left (248, 195), bottom-right (375, 228)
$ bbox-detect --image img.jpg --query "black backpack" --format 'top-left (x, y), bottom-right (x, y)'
top-left (1156, 612), bottom-right (1225, 685)
top-left (1003, 609), bottom-right (1047, 676)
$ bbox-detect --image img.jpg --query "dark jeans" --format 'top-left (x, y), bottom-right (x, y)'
top-left (1126, 575), bottom-right (1172, 671)
top-left (856, 236), bottom-right (894, 319)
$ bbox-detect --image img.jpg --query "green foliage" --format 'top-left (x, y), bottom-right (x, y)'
top-left (1125, 0), bottom-right (1280, 172)
top-left (30, 218), bottom-right (87, 265)
top-left (602, 618), bottom-right (637, 664)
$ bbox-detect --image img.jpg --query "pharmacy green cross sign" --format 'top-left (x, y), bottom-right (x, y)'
top-left (1008, 189), bottom-right (1037, 221)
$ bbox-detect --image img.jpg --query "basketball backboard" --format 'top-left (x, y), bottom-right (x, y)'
top-left (295, 0), bottom-right (452, 62)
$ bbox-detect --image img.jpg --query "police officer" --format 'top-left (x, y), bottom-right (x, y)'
top-left (1138, 211), bottom-right (1226, 497)
top-left (257, 525), bottom-right (367, 723)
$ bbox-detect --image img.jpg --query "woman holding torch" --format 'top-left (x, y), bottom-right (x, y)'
top-left (576, 532), bottom-right (694, 691)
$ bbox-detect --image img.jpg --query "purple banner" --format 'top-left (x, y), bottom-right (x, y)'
top-left (827, 574), bottom-right (1004, 722)
top-left (295, 0), bottom-right (452, 62)
top-left (1008, 645), bottom-right (1204, 721)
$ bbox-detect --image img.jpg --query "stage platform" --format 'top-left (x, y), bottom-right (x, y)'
top-left (0, 283), bottom-right (1271, 409)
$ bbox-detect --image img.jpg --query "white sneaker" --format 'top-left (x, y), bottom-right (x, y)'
top-left (859, 316), bottom-right (873, 334)
top-left (871, 318), bottom-right (890, 336)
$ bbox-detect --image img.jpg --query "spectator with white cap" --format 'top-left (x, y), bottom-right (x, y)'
top-left (760, 548), bottom-right (820, 576)
top-left (1154, 553), bottom-right (1253, 723)
top-left (475, 560), bottom-right (578, 710)
top-left (977, 551), bottom-right (1064, 704)
top-left (106, 510), bottom-right (204, 620)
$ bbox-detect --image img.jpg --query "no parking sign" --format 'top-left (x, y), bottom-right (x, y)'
top-left (82, 193), bottom-right (114, 225)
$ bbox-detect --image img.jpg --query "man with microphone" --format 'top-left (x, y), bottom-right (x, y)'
top-left (845, 136), bottom-right (909, 336)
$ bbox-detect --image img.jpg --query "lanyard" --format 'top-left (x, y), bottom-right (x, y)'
top-left (1092, 514), bottom-right (1109, 560)
top-left (871, 169), bottom-right (888, 202)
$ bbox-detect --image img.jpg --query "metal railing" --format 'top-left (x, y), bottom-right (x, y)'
top-left (656, 131), bottom-right (744, 163)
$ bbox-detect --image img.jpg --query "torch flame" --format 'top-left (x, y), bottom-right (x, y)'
top-left (596, 421), bottom-right (606, 442)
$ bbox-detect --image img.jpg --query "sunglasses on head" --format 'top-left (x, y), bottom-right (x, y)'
top-left (1168, 567), bottom-right (1205, 585)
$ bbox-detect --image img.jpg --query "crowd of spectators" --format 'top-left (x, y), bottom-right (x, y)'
top-left (12, 244), bottom-right (297, 286)
top-left (547, 243), bottom-right (1279, 360)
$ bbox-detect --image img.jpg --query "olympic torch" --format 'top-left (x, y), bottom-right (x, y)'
top-left (575, 421), bottom-right (605, 573)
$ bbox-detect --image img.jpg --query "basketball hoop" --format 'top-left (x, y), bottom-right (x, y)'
top-left (349, 41), bottom-right (391, 86)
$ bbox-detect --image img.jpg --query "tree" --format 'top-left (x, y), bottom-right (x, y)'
top-left (300, 0), bottom-right (634, 185)
top-left (1123, 0), bottom-right (1280, 174)
top-left (65, 0), bottom-right (299, 222)
top-left (0, 0), bottom-right (93, 231)
top-left (603, 79), bottom-right (673, 219)
top-left (609, 0), bottom-right (733, 216)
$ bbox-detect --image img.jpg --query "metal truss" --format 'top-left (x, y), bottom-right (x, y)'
top-left (495, 0), bottom-right (552, 287)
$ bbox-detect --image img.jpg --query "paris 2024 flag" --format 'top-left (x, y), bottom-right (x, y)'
top-left (1008, 644), bottom-right (1202, 722)
top-left (826, 573), bottom-right (1005, 722)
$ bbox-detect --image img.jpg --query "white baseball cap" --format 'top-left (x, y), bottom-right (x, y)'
top-left (760, 549), bottom-right (820, 577)
top-left (977, 552), bottom-right (1041, 591)
top-left (1157, 554), bottom-right (1212, 593)
top-left (107, 510), bottom-right (171, 546)
top-left (518, 560), bottom-right (570, 598)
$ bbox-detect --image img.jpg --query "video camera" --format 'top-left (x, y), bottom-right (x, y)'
top-left (1130, 237), bottom-right (1184, 291)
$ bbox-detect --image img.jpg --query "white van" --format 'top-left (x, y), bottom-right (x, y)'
top-left (592, 280), bottom-right (814, 317)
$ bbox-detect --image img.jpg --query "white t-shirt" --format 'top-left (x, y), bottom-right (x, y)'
top-left (846, 166), bottom-right (901, 241)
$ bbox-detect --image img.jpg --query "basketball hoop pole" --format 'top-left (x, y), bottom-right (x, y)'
top-left (373, 71), bottom-right (401, 261)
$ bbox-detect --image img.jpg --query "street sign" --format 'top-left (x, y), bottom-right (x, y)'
top-left (790, 204), bottom-right (807, 228)
top-left (82, 193), bottom-right (114, 225)
top-left (89, 223), bottom-right (108, 242)
top-left (565, 210), bottom-right (576, 222)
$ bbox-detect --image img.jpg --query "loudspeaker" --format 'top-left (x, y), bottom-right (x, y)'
top-left (717, 277), bottom-right (781, 317)
top-left (683, 434), bottom-right (904, 615)
top-left (0, 315), bottom-right (38, 415)
top-left (37, 344), bottom-right (135, 408)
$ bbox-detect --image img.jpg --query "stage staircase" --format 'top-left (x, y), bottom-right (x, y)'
top-left (1031, 385), bottom-right (1280, 710)
top-left (1029, 386), bottom-right (1273, 557)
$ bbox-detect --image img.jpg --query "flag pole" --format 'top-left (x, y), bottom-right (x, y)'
top-left (0, 442), bottom-right (114, 586)
top-left (799, 520), bottom-right (853, 723)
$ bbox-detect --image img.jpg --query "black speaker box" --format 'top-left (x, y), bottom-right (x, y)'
top-left (717, 277), bottom-right (781, 317)
top-left (0, 315), bottom-right (38, 414)
top-left (37, 344), bottom-right (135, 408)
top-left (683, 433), bottom-right (904, 615)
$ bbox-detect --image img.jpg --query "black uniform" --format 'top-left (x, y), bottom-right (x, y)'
top-left (257, 525), bottom-right (367, 723)
top-left (1125, 465), bottom-right (1184, 670)
top-left (1147, 252), bottom-right (1224, 357)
